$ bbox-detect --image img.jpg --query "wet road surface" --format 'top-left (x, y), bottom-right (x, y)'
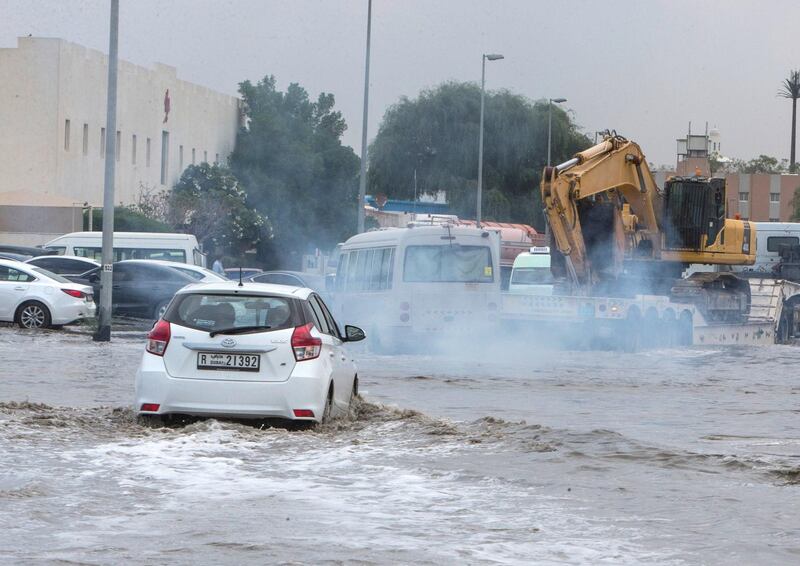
top-left (1, 327), bottom-right (799, 564)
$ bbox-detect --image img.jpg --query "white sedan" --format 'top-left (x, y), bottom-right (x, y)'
top-left (120, 259), bottom-right (227, 282)
top-left (135, 281), bottom-right (365, 426)
top-left (0, 259), bottom-right (96, 328)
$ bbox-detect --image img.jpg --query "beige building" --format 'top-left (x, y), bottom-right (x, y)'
top-left (0, 37), bottom-right (241, 244)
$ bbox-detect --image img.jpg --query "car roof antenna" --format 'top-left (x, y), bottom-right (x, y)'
top-left (238, 266), bottom-right (244, 287)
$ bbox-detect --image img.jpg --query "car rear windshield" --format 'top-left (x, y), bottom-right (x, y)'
top-left (165, 293), bottom-right (302, 333)
top-left (31, 267), bottom-right (72, 284)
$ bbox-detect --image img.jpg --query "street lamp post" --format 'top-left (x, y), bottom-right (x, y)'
top-left (477, 53), bottom-right (504, 229)
top-left (94, 0), bottom-right (119, 342)
top-left (357, 0), bottom-right (372, 234)
top-left (546, 97), bottom-right (567, 167)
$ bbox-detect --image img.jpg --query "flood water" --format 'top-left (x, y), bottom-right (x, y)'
top-left (1, 326), bottom-right (799, 564)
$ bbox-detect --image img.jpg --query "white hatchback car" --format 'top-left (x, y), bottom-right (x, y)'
top-left (135, 281), bottom-right (365, 426)
top-left (0, 258), bottom-right (96, 328)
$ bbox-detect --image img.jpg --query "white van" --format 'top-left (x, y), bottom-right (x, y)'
top-left (43, 232), bottom-right (206, 267)
top-left (332, 225), bottom-right (501, 351)
top-left (508, 247), bottom-right (554, 295)
top-left (733, 222), bottom-right (800, 274)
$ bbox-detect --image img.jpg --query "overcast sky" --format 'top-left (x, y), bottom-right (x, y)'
top-left (2, 0), bottom-right (799, 167)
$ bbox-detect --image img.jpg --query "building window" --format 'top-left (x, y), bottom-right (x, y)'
top-left (769, 218), bottom-right (780, 222)
top-left (64, 119), bottom-right (70, 150)
top-left (160, 131), bottom-right (170, 185)
top-left (100, 128), bottom-right (106, 157)
top-left (179, 145), bottom-right (184, 170)
top-left (770, 193), bottom-right (780, 203)
top-left (132, 134), bottom-right (137, 165)
top-left (146, 138), bottom-right (151, 167)
top-left (739, 192), bottom-right (749, 202)
top-left (115, 131), bottom-right (121, 161)
top-left (192, 148), bottom-right (196, 165)
top-left (742, 217), bottom-right (749, 221)
top-left (204, 150), bottom-right (208, 163)
top-left (82, 124), bottom-right (89, 155)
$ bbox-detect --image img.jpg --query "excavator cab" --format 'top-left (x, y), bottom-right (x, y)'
top-left (662, 177), bottom-right (726, 251)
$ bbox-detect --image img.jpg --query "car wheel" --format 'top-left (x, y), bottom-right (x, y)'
top-left (16, 301), bottom-right (51, 329)
top-left (153, 300), bottom-right (170, 320)
top-left (347, 377), bottom-right (359, 418)
top-left (137, 414), bottom-right (165, 428)
top-left (320, 385), bottom-right (334, 424)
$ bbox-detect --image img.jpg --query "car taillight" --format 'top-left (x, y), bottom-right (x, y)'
top-left (146, 319), bottom-right (171, 356)
top-left (62, 289), bottom-right (85, 299)
top-left (291, 322), bottom-right (321, 361)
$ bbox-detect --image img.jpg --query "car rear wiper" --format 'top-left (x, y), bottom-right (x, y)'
top-left (209, 325), bottom-right (272, 337)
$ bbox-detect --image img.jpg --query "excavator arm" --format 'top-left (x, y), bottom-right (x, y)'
top-left (541, 135), bottom-right (662, 288)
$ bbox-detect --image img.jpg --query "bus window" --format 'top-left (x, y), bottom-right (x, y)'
top-left (335, 252), bottom-right (349, 292)
top-left (404, 245), bottom-right (493, 283)
top-left (767, 236), bottom-right (799, 252)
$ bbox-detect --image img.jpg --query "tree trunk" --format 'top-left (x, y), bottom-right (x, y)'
top-left (792, 97), bottom-right (797, 173)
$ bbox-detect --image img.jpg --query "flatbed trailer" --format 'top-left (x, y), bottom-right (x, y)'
top-left (501, 278), bottom-right (800, 349)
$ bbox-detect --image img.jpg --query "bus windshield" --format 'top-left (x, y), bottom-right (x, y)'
top-left (404, 245), bottom-right (493, 283)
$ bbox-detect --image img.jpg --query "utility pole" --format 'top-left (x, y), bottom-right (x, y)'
top-left (477, 53), bottom-right (504, 229)
top-left (357, 0), bottom-right (372, 234)
top-left (94, 0), bottom-right (119, 342)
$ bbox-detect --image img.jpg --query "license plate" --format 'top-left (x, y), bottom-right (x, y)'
top-left (197, 352), bottom-right (261, 372)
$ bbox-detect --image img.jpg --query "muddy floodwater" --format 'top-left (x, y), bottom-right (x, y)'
top-left (1, 327), bottom-right (799, 564)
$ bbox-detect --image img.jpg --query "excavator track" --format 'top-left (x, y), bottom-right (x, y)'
top-left (670, 272), bottom-right (751, 324)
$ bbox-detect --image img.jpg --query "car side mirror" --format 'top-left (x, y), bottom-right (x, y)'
top-left (344, 325), bottom-right (365, 342)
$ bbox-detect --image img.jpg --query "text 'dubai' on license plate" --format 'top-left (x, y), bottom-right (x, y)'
top-left (197, 352), bottom-right (260, 371)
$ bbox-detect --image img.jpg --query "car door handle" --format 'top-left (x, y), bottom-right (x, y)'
top-left (14, 286), bottom-right (25, 291)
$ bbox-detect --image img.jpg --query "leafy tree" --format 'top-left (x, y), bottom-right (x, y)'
top-left (779, 70), bottom-right (800, 173)
top-left (87, 207), bottom-right (172, 233)
top-left (792, 186), bottom-right (800, 221)
top-left (731, 154), bottom-right (788, 174)
top-left (231, 76), bottom-right (360, 269)
top-left (169, 163), bottom-right (269, 255)
top-left (368, 82), bottom-right (592, 229)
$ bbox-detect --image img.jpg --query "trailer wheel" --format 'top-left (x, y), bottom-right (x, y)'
top-left (678, 311), bottom-right (693, 346)
top-left (622, 308), bottom-right (642, 353)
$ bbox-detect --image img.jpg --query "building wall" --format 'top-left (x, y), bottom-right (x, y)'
top-left (724, 173), bottom-right (800, 221)
top-left (0, 37), bottom-right (240, 207)
top-left (0, 205), bottom-right (82, 245)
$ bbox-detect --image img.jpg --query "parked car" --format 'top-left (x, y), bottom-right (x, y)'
top-left (0, 252), bottom-right (32, 262)
top-left (0, 244), bottom-right (56, 257)
top-left (244, 270), bottom-right (330, 301)
top-left (224, 267), bottom-right (263, 280)
top-left (79, 260), bottom-right (196, 319)
top-left (135, 281), bottom-right (365, 426)
top-left (0, 259), bottom-right (95, 328)
top-left (25, 255), bottom-right (100, 276)
top-left (120, 259), bottom-right (227, 283)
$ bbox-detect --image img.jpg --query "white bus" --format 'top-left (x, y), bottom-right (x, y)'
top-left (332, 225), bottom-right (501, 352)
top-left (43, 232), bottom-right (206, 267)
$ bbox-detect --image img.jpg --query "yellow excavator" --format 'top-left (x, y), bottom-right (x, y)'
top-left (541, 132), bottom-right (756, 323)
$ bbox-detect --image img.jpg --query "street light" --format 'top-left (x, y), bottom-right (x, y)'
top-left (547, 97), bottom-right (567, 167)
top-left (477, 53), bottom-right (504, 229)
top-left (357, 0), bottom-right (373, 234)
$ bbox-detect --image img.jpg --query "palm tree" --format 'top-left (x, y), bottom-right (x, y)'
top-left (779, 70), bottom-right (800, 173)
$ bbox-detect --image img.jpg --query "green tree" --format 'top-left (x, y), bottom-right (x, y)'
top-left (791, 186), bottom-right (800, 221)
top-left (368, 82), bottom-right (592, 229)
top-left (779, 70), bottom-right (800, 173)
top-left (231, 76), bottom-right (360, 268)
top-left (731, 154), bottom-right (787, 174)
top-left (87, 207), bottom-right (172, 232)
top-left (169, 163), bottom-right (268, 255)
